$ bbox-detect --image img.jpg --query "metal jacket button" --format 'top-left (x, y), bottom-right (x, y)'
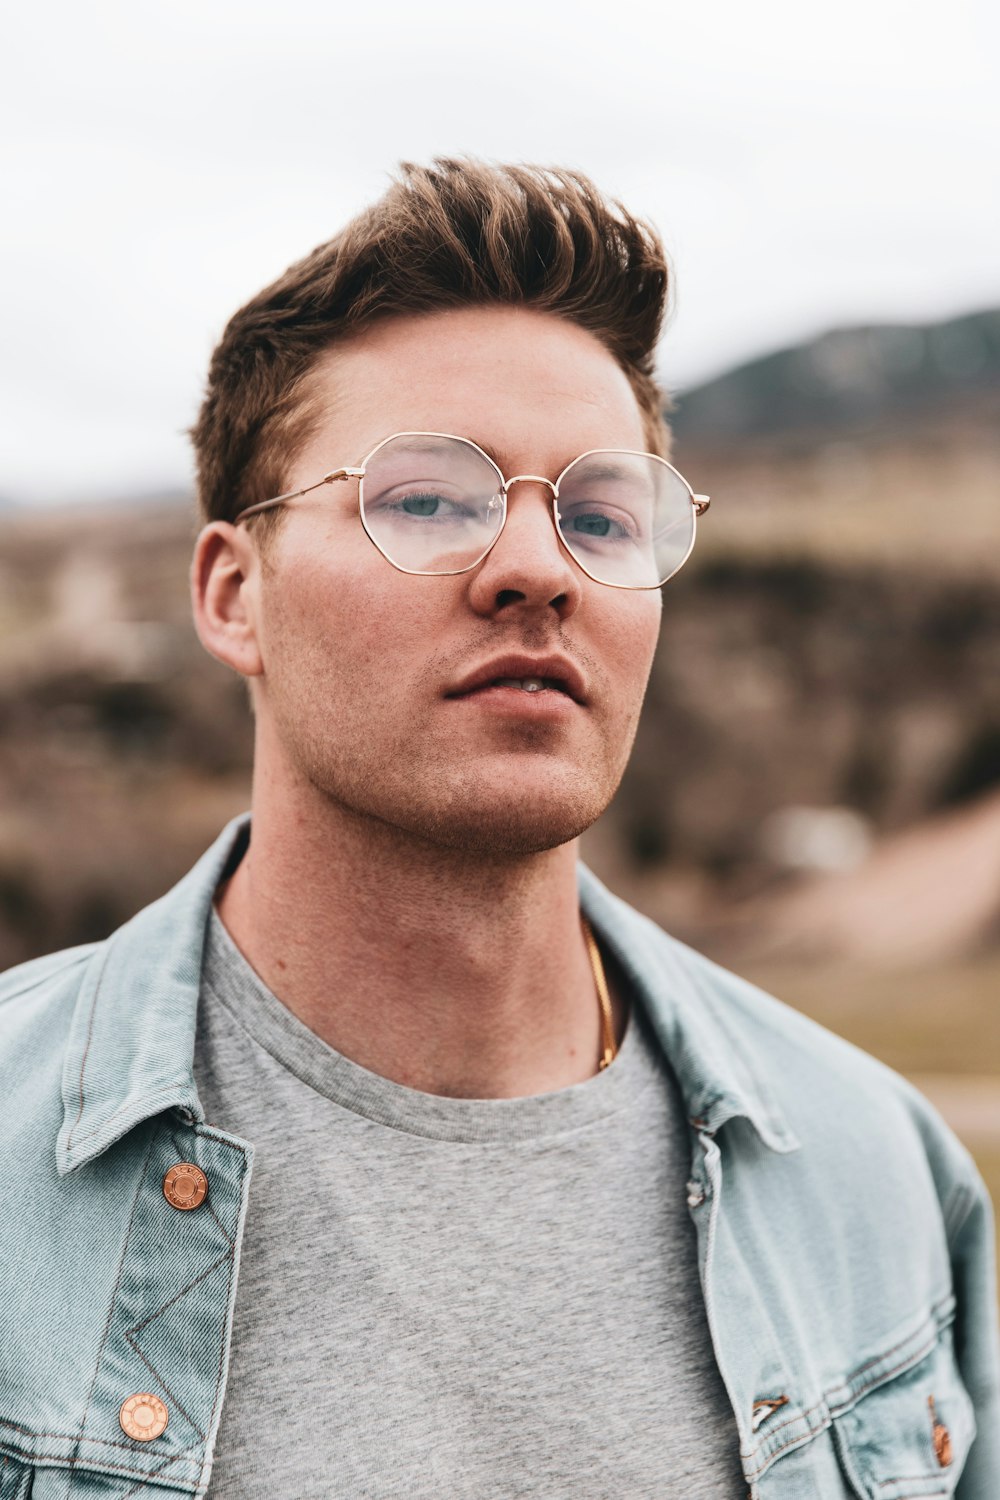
top-left (163, 1161), bottom-right (208, 1211)
top-left (120, 1392), bottom-right (168, 1441)
top-left (929, 1396), bottom-right (953, 1466)
top-left (934, 1422), bottom-right (954, 1466)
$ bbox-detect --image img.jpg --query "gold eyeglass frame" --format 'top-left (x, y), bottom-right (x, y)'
top-left (233, 430), bottom-right (711, 591)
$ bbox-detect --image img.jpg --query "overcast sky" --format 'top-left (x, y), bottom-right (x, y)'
top-left (3, 0), bottom-right (998, 506)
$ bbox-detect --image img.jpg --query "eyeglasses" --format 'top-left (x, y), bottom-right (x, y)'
top-left (234, 431), bottom-right (710, 590)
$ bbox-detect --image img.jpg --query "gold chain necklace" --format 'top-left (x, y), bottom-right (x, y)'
top-left (582, 917), bottom-right (617, 1070)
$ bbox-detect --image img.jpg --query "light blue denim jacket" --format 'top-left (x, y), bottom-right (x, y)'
top-left (1, 815), bottom-right (997, 1498)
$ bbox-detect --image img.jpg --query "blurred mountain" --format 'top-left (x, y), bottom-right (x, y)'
top-left (667, 309), bottom-right (1000, 582)
top-left (671, 307), bottom-right (1000, 443)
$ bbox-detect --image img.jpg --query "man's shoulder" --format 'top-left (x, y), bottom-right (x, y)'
top-left (0, 942), bottom-right (99, 1094)
top-left (658, 922), bottom-right (889, 1082)
top-left (595, 877), bottom-right (979, 1198)
top-left (663, 926), bottom-right (946, 1124)
top-left (0, 941), bottom-right (97, 1016)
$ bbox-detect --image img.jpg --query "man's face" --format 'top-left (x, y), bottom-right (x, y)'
top-left (249, 304), bottom-right (662, 856)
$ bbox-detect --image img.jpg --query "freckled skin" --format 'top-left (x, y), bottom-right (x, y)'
top-left (250, 305), bottom-right (663, 857)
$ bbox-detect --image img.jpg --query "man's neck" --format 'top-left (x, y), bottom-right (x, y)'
top-left (215, 780), bottom-right (625, 1100)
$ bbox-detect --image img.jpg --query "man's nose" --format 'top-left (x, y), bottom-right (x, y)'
top-left (465, 480), bottom-right (583, 621)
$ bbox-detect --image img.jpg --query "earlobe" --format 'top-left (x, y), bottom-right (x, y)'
top-left (190, 523), bottom-right (264, 678)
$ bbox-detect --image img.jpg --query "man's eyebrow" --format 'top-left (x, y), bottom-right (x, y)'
top-left (565, 460), bottom-right (652, 488)
top-left (568, 460), bottom-right (632, 480)
top-left (464, 437), bottom-right (504, 469)
top-left (388, 435), bottom-right (505, 469)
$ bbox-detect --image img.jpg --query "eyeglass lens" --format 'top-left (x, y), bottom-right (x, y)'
top-left (359, 435), bottom-right (695, 587)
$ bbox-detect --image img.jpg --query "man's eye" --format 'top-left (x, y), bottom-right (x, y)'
top-left (563, 509), bottom-right (634, 541)
top-left (401, 493), bottom-right (442, 517)
top-left (373, 488), bottom-right (474, 521)
top-left (570, 513), bottom-right (613, 537)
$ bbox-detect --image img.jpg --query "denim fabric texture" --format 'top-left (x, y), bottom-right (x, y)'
top-left (0, 813), bottom-right (997, 1498)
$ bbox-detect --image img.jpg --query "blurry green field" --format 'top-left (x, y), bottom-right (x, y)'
top-left (741, 951), bottom-right (1000, 1077)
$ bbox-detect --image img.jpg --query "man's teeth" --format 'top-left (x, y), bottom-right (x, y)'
top-left (493, 677), bottom-right (551, 693)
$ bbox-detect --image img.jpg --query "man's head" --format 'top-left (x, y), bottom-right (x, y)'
top-left (191, 160), bottom-right (677, 858)
top-left (191, 159), bottom-right (671, 529)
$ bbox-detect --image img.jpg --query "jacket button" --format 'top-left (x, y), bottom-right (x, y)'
top-left (119, 1392), bottom-right (168, 1441)
top-left (928, 1396), bottom-right (953, 1466)
top-left (933, 1419), bottom-right (953, 1466)
top-left (163, 1162), bottom-right (208, 1211)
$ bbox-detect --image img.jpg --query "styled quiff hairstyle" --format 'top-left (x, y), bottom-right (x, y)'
top-left (191, 158), bottom-right (672, 527)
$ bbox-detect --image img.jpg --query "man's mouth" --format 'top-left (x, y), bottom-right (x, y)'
top-left (488, 677), bottom-right (569, 694)
top-left (445, 655), bottom-right (588, 704)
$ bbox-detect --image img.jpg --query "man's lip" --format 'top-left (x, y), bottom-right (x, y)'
top-left (446, 655), bottom-right (588, 705)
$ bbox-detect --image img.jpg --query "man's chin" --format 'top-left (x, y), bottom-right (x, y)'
top-left (394, 776), bottom-right (614, 859)
top-left (313, 754), bottom-right (623, 860)
top-left (421, 806), bottom-right (598, 859)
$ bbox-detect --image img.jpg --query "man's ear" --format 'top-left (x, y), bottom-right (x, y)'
top-left (190, 522), bottom-right (265, 678)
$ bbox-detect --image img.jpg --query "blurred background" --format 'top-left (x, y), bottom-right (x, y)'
top-left (2, 3), bottom-right (999, 1218)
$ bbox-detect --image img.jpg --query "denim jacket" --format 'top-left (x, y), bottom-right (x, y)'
top-left (1, 815), bottom-right (997, 1498)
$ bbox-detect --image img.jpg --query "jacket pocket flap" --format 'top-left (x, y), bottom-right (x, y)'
top-left (833, 1332), bottom-right (976, 1499)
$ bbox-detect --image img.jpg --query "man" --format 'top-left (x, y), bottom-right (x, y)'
top-left (0, 160), bottom-right (996, 1498)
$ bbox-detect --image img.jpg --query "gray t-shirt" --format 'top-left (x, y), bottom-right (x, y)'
top-left (195, 910), bottom-right (745, 1498)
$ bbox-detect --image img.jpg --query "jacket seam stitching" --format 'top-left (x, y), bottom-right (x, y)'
top-left (77, 1124), bottom-right (159, 1450)
top-left (169, 1130), bottom-right (233, 1250)
top-left (747, 1344), bottom-right (938, 1473)
top-left (746, 1311), bottom-right (958, 1477)
top-left (827, 1326), bottom-right (944, 1408)
top-left (119, 1129), bottom-right (246, 1447)
top-left (0, 1444), bottom-right (200, 1484)
top-left (744, 1397), bottom-right (829, 1476)
top-left (69, 1084), bottom-right (194, 1156)
top-left (199, 1133), bottom-right (249, 1481)
top-left (126, 1253), bottom-right (231, 1342)
top-left (0, 1421), bottom-right (198, 1461)
top-left (121, 1339), bottom-right (208, 1447)
top-left (120, 1248), bottom-right (235, 1447)
top-left (1, 1131), bottom-right (247, 1479)
top-left (876, 1491), bottom-right (950, 1499)
top-left (66, 948), bottom-right (115, 1152)
top-left (119, 1448), bottom-right (202, 1498)
top-left (119, 1132), bottom-right (248, 1479)
top-left (875, 1478), bottom-right (953, 1491)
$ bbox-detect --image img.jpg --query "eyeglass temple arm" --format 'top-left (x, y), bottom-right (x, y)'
top-left (693, 495), bottom-right (710, 516)
top-left (234, 467), bottom-right (365, 525)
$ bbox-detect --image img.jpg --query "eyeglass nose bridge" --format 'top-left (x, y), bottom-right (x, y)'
top-left (484, 473), bottom-right (569, 573)
top-left (501, 474), bottom-right (558, 498)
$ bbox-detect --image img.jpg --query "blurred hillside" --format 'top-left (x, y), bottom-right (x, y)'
top-left (0, 307), bottom-right (998, 995)
top-left (631, 308), bottom-right (1000, 961)
top-left (672, 308), bottom-right (1000, 442)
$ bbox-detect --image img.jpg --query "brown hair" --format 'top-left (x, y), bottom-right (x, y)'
top-left (190, 158), bottom-right (672, 527)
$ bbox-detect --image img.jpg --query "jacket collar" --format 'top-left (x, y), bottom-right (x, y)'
top-left (58, 816), bottom-right (798, 1175)
top-left (577, 866), bottom-right (800, 1154)
top-left (57, 816), bottom-right (250, 1174)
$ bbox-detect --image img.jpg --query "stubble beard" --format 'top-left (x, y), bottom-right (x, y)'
top-left (259, 613), bottom-right (645, 862)
top-left (278, 697), bottom-right (633, 862)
